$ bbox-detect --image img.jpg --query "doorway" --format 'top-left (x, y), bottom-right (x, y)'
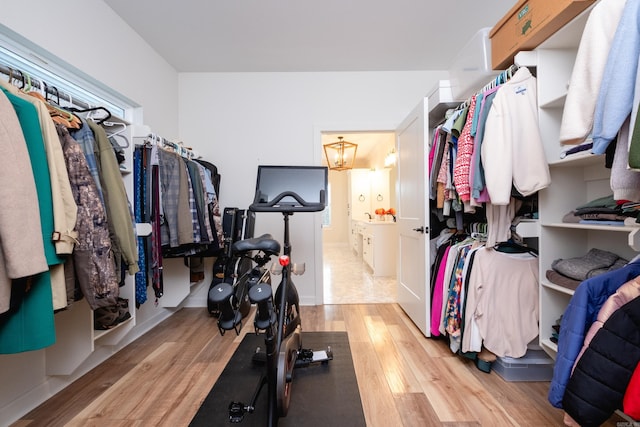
top-left (319, 130), bottom-right (399, 304)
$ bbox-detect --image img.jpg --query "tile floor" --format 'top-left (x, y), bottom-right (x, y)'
top-left (322, 242), bottom-right (397, 304)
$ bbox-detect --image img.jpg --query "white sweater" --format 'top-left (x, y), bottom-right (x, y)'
top-left (481, 67), bottom-right (550, 205)
top-left (559, 0), bottom-right (626, 145)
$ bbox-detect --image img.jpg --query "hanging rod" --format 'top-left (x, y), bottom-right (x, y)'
top-left (455, 63), bottom-right (521, 112)
top-left (0, 63), bottom-right (92, 109)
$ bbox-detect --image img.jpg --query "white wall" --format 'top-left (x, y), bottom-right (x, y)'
top-left (178, 70), bottom-right (447, 305)
top-left (0, 0), bottom-right (179, 138)
top-left (324, 170), bottom-right (349, 245)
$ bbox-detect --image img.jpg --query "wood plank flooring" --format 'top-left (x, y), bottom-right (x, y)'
top-left (12, 304), bottom-right (624, 426)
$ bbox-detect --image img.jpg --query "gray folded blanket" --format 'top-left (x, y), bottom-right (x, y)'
top-left (551, 248), bottom-right (627, 281)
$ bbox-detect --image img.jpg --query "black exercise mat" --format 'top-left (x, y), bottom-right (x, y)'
top-left (190, 331), bottom-right (366, 427)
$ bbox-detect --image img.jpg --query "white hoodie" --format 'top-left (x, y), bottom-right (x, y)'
top-left (481, 67), bottom-right (550, 205)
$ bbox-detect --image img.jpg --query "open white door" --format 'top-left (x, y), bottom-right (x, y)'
top-left (396, 99), bottom-right (430, 337)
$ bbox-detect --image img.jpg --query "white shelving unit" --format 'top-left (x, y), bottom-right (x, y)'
top-left (516, 5), bottom-right (640, 362)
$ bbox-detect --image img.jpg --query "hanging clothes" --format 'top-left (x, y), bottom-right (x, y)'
top-left (134, 146), bottom-right (148, 305)
top-left (559, 0), bottom-right (626, 146)
top-left (563, 294), bottom-right (640, 426)
top-left (150, 158), bottom-right (163, 299)
top-left (462, 247), bottom-right (539, 358)
top-left (87, 120), bottom-right (139, 276)
top-left (470, 87), bottom-right (499, 205)
top-left (453, 94), bottom-right (477, 209)
top-left (56, 124), bottom-right (120, 310)
top-left (70, 118), bottom-right (105, 205)
top-left (0, 82), bottom-right (78, 257)
top-left (592, 0), bottom-right (640, 155)
top-left (548, 258), bottom-right (640, 409)
top-left (443, 239), bottom-right (476, 353)
top-left (0, 79), bottom-right (78, 310)
top-left (481, 66), bottom-right (550, 205)
top-left (0, 89), bottom-right (53, 354)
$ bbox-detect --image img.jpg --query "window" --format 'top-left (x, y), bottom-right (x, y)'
top-left (0, 24), bottom-right (136, 117)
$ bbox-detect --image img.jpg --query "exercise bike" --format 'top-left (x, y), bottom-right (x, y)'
top-left (208, 165), bottom-right (331, 426)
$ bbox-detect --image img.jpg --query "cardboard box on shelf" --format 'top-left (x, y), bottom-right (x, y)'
top-left (489, 0), bottom-right (595, 70)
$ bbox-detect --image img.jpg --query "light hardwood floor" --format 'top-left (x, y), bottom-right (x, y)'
top-left (12, 303), bottom-right (624, 427)
top-left (12, 245), bottom-right (625, 426)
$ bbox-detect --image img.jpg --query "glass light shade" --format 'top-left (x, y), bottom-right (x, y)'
top-left (323, 137), bottom-right (358, 171)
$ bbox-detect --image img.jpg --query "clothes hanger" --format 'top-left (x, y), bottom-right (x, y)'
top-left (102, 121), bottom-right (129, 148)
top-left (69, 105), bottom-right (112, 125)
top-left (493, 239), bottom-right (538, 256)
top-left (14, 69), bottom-right (25, 89)
top-left (36, 87), bottom-right (83, 130)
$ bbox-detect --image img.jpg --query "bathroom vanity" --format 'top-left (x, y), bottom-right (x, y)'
top-left (351, 220), bottom-right (397, 277)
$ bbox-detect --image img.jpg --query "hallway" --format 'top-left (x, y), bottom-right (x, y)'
top-left (323, 243), bottom-right (397, 304)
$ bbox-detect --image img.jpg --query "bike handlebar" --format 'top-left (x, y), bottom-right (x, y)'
top-left (249, 190), bottom-right (326, 213)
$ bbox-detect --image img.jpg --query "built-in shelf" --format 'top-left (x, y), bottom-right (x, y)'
top-left (541, 279), bottom-right (576, 296)
top-left (548, 151), bottom-right (604, 168)
top-left (543, 222), bottom-right (635, 232)
top-left (539, 94), bottom-right (567, 109)
top-left (514, 219), bottom-right (539, 238)
top-left (427, 79), bottom-right (462, 125)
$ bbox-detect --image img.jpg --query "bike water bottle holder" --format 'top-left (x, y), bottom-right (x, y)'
top-left (270, 262), bottom-right (305, 276)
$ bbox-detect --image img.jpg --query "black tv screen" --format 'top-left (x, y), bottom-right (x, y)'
top-left (253, 165), bottom-right (327, 207)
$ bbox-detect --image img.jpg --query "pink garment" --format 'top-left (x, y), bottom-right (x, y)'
top-left (467, 248), bottom-right (539, 357)
top-left (436, 141), bottom-right (448, 185)
top-left (454, 95), bottom-right (477, 201)
top-left (431, 245), bottom-right (451, 336)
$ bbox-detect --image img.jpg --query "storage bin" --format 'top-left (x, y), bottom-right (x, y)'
top-left (448, 27), bottom-right (497, 100)
top-left (489, 0), bottom-right (595, 70)
top-left (493, 349), bottom-right (554, 382)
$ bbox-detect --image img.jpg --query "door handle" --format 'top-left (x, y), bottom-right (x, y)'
top-left (412, 226), bottom-right (427, 233)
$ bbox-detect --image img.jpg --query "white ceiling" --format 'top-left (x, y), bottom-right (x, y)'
top-left (103, 0), bottom-right (516, 73)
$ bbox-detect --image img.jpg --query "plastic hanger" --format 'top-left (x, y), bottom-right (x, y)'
top-left (69, 106), bottom-right (112, 124)
top-left (494, 239), bottom-right (538, 256)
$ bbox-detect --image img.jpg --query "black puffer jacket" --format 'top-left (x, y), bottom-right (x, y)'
top-left (562, 295), bottom-right (640, 426)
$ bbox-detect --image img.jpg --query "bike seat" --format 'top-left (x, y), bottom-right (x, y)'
top-left (232, 234), bottom-right (281, 256)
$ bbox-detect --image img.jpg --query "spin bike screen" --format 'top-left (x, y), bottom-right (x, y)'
top-left (252, 165), bottom-right (328, 210)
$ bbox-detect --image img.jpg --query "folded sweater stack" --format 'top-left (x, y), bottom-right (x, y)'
top-left (562, 194), bottom-right (637, 225)
top-left (550, 248), bottom-right (629, 287)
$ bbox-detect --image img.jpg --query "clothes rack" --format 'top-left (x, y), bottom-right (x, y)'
top-left (455, 63), bottom-right (521, 112)
top-left (0, 62), bottom-right (92, 110)
top-left (136, 133), bottom-right (198, 160)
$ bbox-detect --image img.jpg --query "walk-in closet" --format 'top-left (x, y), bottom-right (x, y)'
top-left (1, 1), bottom-right (639, 426)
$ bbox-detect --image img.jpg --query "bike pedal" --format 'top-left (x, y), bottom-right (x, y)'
top-left (228, 401), bottom-right (245, 423)
top-left (298, 348), bottom-right (314, 362)
top-left (252, 350), bottom-right (267, 366)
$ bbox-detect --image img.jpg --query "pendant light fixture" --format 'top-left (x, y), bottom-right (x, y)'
top-left (323, 136), bottom-right (358, 171)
